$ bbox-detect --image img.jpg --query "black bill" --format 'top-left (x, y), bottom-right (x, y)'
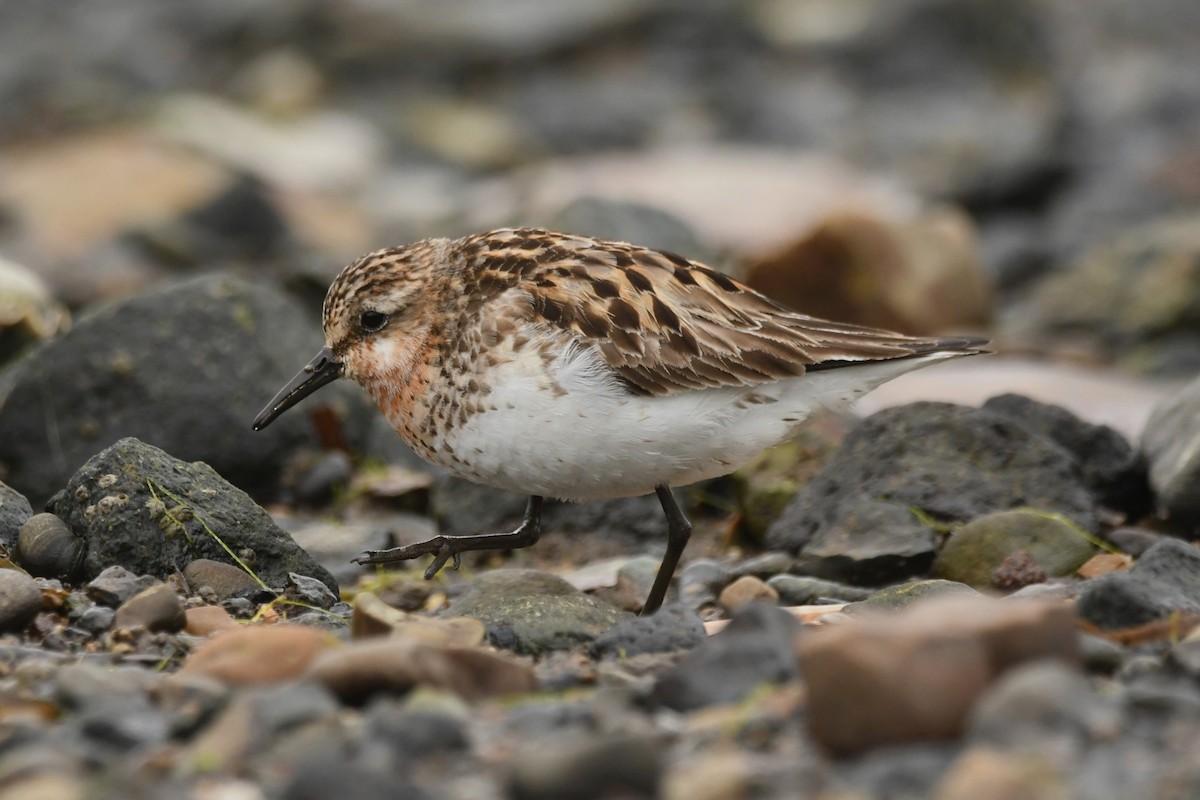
top-left (252, 346), bottom-right (343, 431)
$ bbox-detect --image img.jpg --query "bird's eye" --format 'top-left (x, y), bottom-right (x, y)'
top-left (360, 310), bottom-right (389, 332)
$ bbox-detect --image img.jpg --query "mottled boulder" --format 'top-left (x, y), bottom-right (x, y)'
top-left (48, 437), bottom-right (337, 593)
top-left (768, 401), bottom-right (1098, 585)
top-left (0, 480), bottom-right (32, 551)
top-left (0, 273), bottom-right (371, 507)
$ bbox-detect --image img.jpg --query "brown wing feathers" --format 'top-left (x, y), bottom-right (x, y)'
top-left (464, 229), bottom-right (985, 397)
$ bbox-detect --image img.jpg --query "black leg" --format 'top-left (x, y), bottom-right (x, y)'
top-left (643, 485), bottom-right (692, 616)
top-left (355, 496), bottom-right (544, 579)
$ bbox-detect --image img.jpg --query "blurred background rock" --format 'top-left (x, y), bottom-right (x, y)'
top-left (0, 0), bottom-right (1197, 500)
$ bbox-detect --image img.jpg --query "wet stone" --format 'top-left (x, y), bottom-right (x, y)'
top-left (85, 566), bottom-right (159, 607)
top-left (0, 570), bottom-right (41, 633)
top-left (590, 603), bottom-right (707, 659)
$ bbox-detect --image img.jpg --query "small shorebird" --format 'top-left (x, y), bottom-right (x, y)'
top-left (253, 228), bottom-right (986, 614)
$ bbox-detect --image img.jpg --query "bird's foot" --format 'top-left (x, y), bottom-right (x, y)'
top-left (353, 500), bottom-right (544, 581)
top-left (354, 536), bottom-right (465, 579)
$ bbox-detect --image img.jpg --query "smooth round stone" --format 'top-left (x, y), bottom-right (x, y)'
top-left (182, 559), bottom-right (262, 601)
top-left (0, 569), bottom-right (42, 632)
top-left (113, 583), bottom-right (186, 632)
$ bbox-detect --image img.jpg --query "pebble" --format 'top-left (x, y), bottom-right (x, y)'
top-left (934, 509), bottom-right (1096, 589)
top-left (767, 574), bottom-right (873, 605)
top-left (717, 574), bottom-right (779, 610)
top-left (799, 596), bottom-right (1079, 754)
top-left (0, 569), bottom-right (42, 632)
top-left (286, 572), bottom-right (338, 609)
top-left (447, 569), bottom-right (629, 656)
top-left (113, 583), bottom-right (187, 632)
top-left (73, 605), bottom-right (114, 635)
top-left (182, 559), bottom-right (264, 600)
top-left (185, 604), bottom-right (240, 636)
top-left (179, 624), bottom-right (338, 685)
top-left (86, 565), bottom-right (159, 607)
top-left (307, 638), bottom-right (536, 704)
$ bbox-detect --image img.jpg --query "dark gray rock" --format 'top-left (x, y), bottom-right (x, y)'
top-left (652, 602), bottom-right (801, 711)
top-left (74, 605), bottom-right (115, 635)
top-left (0, 569), bottom-right (41, 632)
top-left (0, 481), bottom-right (31, 551)
top-left (279, 760), bottom-right (426, 800)
top-left (86, 566), bottom-right (159, 607)
top-left (677, 559), bottom-right (728, 610)
top-left (1016, 217), bottom-right (1200, 375)
top-left (547, 196), bottom-right (719, 266)
top-left (49, 437), bottom-right (337, 593)
top-left (968, 661), bottom-right (1119, 748)
top-left (768, 401), bottom-right (1099, 585)
top-left (982, 394), bottom-right (1151, 518)
top-left (766, 575), bottom-right (873, 605)
top-left (728, 551), bottom-right (795, 580)
top-left (590, 603), bottom-right (706, 659)
top-left (1077, 538), bottom-right (1200, 629)
top-left (286, 572), bottom-right (338, 609)
top-left (362, 702), bottom-right (468, 766)
top-left (0, 273), bottom-right (371, 507)
top-left (447, 569), bottom-right (629, 656)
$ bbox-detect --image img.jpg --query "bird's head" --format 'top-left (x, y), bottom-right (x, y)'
top-left (252, 240), bottom-right (447, 431)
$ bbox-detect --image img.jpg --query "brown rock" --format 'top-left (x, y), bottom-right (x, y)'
top-left (182, 559), bottom-right (263, 600)
top-left (351, 592), bottom-right (484, 646)
top-left (797, 596), bottom-right (1078, 755)
top-left (717, 575), bottom-right (779, 611)
top-left (113, 583), bottom-right (186, 633)
top-left (179, 624), bottom-right (337, 685)
top-left (743, 209), bottom-right (989, 334)
top-left (1076, 552), bottom-right (1133, 579)
top-left (308, 639), bottom-right (536, 704)
top-left (184, 605), bottom-right (240, 637)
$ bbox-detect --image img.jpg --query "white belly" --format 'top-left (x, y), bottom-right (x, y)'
top-left (432, 340), bottom-right (962, 502)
